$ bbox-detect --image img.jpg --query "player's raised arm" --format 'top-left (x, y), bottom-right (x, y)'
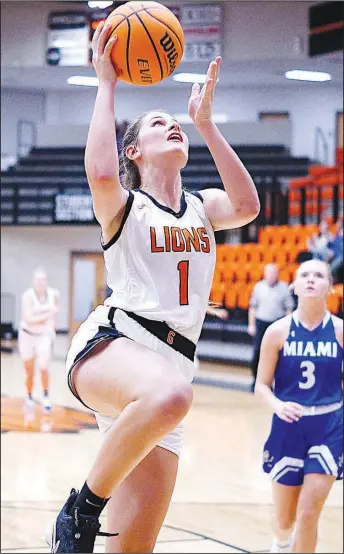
top-left (188, 57), bottom-right (260, 231)
top-left (85, 22), bottom-right (128, 231)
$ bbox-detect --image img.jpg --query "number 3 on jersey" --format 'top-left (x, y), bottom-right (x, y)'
top-left (299, 360), bottom-right (316, 389)
top-left (177, 261), bottom-right (189, 305)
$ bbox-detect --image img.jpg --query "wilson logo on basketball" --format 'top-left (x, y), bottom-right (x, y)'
top-left (160, 32), bottom-right (179, 74)
top-left (1, 396), bottom-right (98, 434)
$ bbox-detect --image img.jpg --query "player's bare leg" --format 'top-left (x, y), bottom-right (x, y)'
top-left (40, 368), bottom-right (52, 410)
top-left (270, 482), bottom-right (301, 552)
top-left (23, 358), bottom-right (35, 407)
top-left (47, 338), bottom-right (192, 553)
top-left (105, 446), bottom-right (178, 553)
top-left (292, 473), bottom-right (336, 553)
top-left (72, 339), bottom-right (192, 498)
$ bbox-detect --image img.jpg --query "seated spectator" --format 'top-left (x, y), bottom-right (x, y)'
top-left (307, 219), bottom-right (332, 261)
top-left (328, 220), bottom-right (343, 282)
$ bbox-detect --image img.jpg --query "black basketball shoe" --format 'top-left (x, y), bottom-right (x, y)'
top-left (46, 488), bottom-right (117, 553)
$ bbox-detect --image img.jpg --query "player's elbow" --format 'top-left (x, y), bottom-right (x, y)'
top-left (240, 200), bottom-right (260, 223)
top-left (232, 200), bottom-right (260, 227)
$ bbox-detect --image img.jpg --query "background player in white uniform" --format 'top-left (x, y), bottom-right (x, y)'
top-left (18, 268), bottom-right (60, 411)
top-left (48, 22), bottom-right (260, 554)
top-left (255, 260), bottom-right (343, 553)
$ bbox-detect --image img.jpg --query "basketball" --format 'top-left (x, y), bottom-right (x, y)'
top-left (106, 1), bottom-right (184, 86)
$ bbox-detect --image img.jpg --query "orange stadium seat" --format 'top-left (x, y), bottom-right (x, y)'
top-left (223, 263), bottom-right (238, 282)
top-left (262, 244), bottom-right (280, 264)
top-left (275, 250), bottom-right (288, 267)
top-left (289, 176), bottom-right (313, 189)
top-left (289, 190), bottom-right (301, 203)
top-left (336, 148), bottom-right (343, 165)
top-left (321, 187), bottom-right (334, 201)
top-left (279, 268), bottom-right (292, 283)
top-left (327, 293), bottom-right (341, 315)
top-left (250, 244), bottom-right (265, 264)
top-left (236, 263), bottom-right (251, 282)
top-left (237, 288), bottom-right (252, 310)
top-left (289, 204), bottom-right (301, 217)
top-left (224, 286), bottom-right (238, 309)
top-left (315, 174), bottom-right (341, 187)
top-left (309, 165), bottom-right (337, 177)
top-left (209, 283), bottom-right (225, 305)
top-left (250, 264), bottom-right (264, 282)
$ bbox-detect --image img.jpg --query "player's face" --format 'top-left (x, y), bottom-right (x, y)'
top-left (33, 272), bottom-right (48, 295)
top-left (137, 111), bottom-right (189, 167)
top-left (294, 261), bottom-right (330, 299)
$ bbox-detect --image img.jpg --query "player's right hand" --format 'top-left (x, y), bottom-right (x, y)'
top-left (276, 401), bottom-right (304, 423)
top-left (92, 21), bottom-right (118, 84)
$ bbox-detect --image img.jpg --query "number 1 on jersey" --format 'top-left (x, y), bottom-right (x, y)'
top-left (177, 260), bottom-right (189, 305)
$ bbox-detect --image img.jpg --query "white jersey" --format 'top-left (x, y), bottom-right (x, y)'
top-left (102, 189), bottom-right (216, 343)
top-left (20, 287), bottom-right (57, 335)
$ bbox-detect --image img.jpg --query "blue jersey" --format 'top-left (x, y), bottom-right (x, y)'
top-left (274, 311), bottom-right (343, 406)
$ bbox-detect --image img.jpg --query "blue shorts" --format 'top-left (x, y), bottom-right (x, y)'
top-left (263, 408), bottom-right (343, 485)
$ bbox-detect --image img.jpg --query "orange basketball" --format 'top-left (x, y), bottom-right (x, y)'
top-left (106, 1), bottom-right (184, 86)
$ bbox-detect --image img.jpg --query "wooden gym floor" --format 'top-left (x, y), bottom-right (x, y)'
top-left (1, 340), bottom-right (343, 553)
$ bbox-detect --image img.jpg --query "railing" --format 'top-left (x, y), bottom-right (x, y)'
top-left (314, 127), bottom-right (329, 165)
top-left (16, 120), bottom-right (37, 160)
top-left (0, 293), bottom-right (16, 352)
top-left (1, 293), bottom-right (15, 325)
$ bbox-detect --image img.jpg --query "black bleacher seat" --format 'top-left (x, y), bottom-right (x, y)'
top-left (1, 144), bottom-right (312, 192)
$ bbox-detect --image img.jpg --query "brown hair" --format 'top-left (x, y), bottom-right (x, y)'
top-left (119, 109), bottom-right (171, 190)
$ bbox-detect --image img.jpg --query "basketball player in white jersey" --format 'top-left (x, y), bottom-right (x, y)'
top-left (47, 22), bottom-right (260, 553)
top-left (18, 268), bottom-right (60, 411)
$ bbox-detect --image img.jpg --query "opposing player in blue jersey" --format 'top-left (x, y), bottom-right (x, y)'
top-left (255, 259), bottom-right (343, 553)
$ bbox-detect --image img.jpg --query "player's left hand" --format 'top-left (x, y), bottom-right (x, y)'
top-left (188, 57), bottom-right (221, 129)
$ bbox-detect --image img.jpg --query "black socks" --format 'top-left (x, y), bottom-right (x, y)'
top-left (71, 482), bottom-right (110, 518)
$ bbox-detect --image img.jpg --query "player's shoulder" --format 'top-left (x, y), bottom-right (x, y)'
top-left (331, 313), bottom-right (343, 328)
top-left (184, 190), bottom-right (210, 219)
top-left (22, 287), bottom-right (33, 299)
top-left (264, 313), bottom-right (293, 343)
top-left (331, 314), bottom-right (343, 345)
top-left (199, 188), bottom-right (226, 200)
top-left (48, 287), bottom-right (60, 297)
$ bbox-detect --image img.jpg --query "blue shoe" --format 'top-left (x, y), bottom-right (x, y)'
top-left (46, 488), bottom-right (117, 553)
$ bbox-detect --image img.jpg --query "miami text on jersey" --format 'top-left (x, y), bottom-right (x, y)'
top-left (283, 340), bottom-right (338, 358)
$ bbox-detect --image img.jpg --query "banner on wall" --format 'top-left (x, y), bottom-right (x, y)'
top-left (47, 12), bottom-right (90, 66)
top-left (170, 3), bottom-right (223, 62)
top-left (54, 193), bottom-right (95, 223)
top-left (89, 3), bottom-right (223, 65)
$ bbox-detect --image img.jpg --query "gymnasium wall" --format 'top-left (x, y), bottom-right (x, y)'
top-left (1, 89), bottom-right (46, 159)
top-left (2, 85), bottom-right (342, 161)
top-left (1, 1), bottom-right (314, 67)
top-left (1, 226), bottom-right (103, 331)
top-left (44, 85), bottom-right (342, 161)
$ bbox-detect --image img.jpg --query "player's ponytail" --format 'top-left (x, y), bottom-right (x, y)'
top-left (119, 114), bottom-right (146, 190)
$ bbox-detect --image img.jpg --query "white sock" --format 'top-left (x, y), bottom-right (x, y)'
top-left (270, 535), bottom-right (292, 553)
top-left (278, 537), bottom-right (292, 547)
